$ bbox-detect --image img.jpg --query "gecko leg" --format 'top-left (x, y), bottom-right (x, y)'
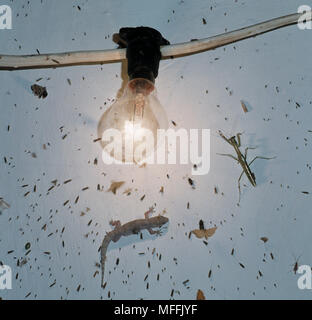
top-left (148, 228), bottom-right (161, 236)
top-left (110, 220), bottom-right (122, 242)
top-left (144, 206), bottom-right (155, 219)
top-left (110, 220), bottom-right (121, 229)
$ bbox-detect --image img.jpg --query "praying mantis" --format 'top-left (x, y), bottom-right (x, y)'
top-left (218, 131), bottom-right (275, 203)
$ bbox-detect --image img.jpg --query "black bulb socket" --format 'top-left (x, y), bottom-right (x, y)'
top-left (116, 27), bottom-right (170, 83)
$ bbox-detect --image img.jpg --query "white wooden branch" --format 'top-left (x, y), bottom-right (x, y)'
top-left (0, 12), bottom-right (309, 71)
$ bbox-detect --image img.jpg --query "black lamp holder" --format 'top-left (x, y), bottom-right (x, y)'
top-left (115, 27), bottom-right (170, 83)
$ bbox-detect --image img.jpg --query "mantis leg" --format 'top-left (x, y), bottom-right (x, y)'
top-left (244, 147), bottom-right (257, 159)
top-left (218, 130), bottom-right (233, 146)
top-left (217, 153), bottom-right (239, 161)
top-left (237, 133), bottom-right (242, 147)
top-left (249, 156), bottom-right (276, 166)
top-left (238, 170), bottom-right (244, 203)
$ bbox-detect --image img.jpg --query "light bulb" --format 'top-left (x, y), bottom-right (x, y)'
top-left (100, 78), bottom-right (168, 164)
top-left (98, 26), bottom-right (170, 164)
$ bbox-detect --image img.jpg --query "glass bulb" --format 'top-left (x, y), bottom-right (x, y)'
top-left (99, 78), bottom-right (168, 164)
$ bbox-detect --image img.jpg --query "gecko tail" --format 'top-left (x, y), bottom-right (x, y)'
top-left (100, 236), bottom-right (110, 289)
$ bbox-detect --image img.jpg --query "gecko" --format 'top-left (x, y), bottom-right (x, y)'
top-left (100, 208), bottom-right (169, 288)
